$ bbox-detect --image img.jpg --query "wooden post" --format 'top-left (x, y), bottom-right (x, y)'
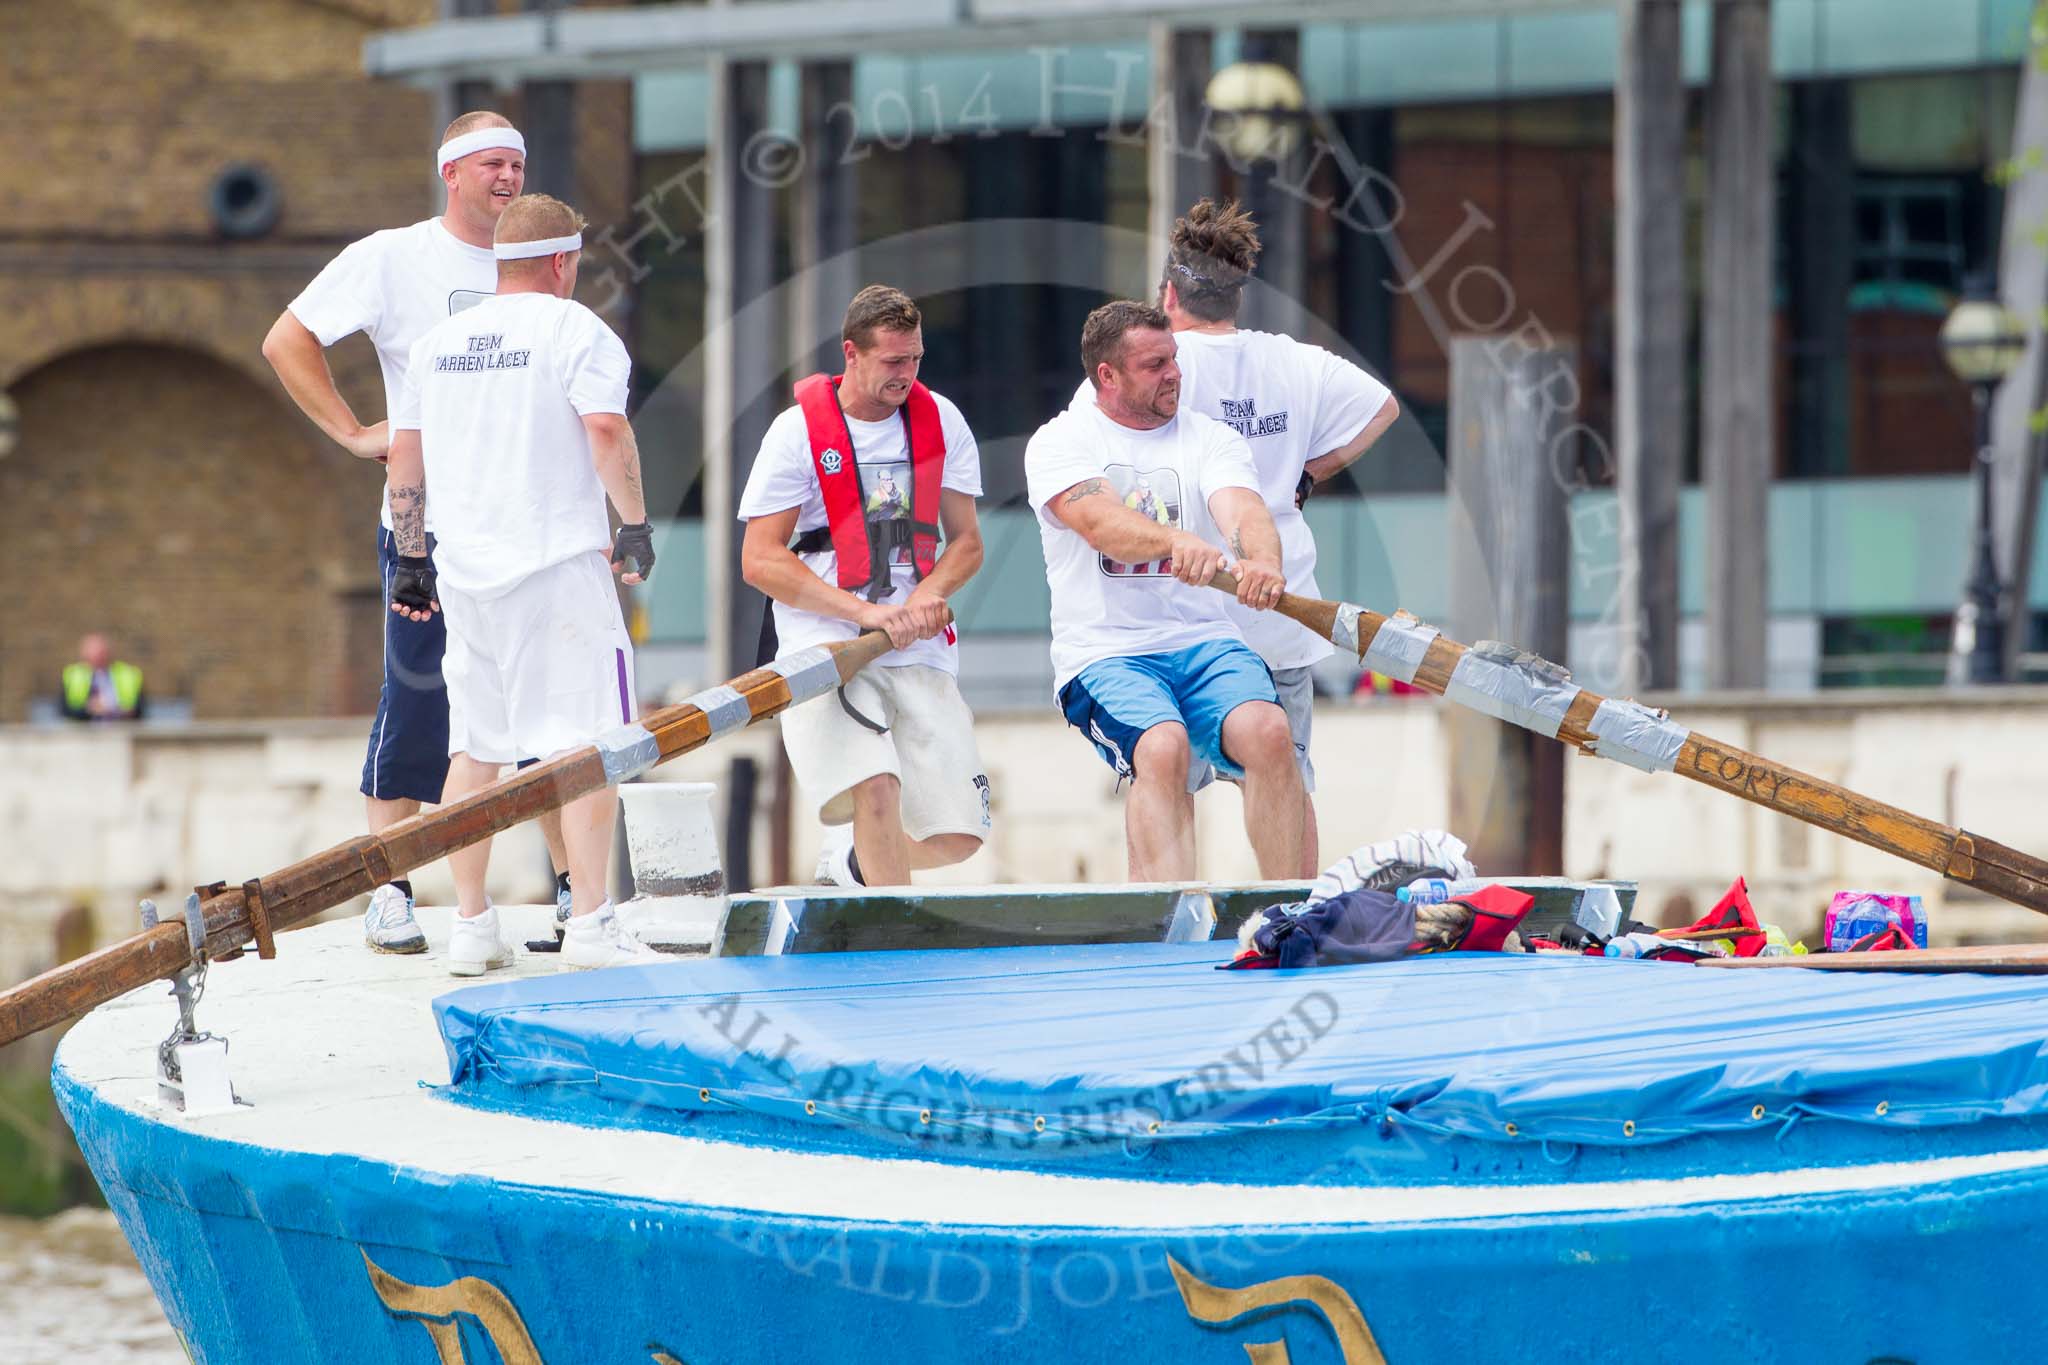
top-left (435, 0), bottom-right (498, 202)
top-left (1701, 0), bottom-right (1774, 690)
top-left (519, 80), bottom-right (576, 201)
top-left (1989, 51), bottom-right (2048, 679)
top-left (1445, 337), bottom-right (1572, 874)
top-left (1613, 0), bottom-right (1683, 691)
top-left (1147, 27), bottom-right (1214, 289)
top-left (1239, 28), bottom-right (1303, 335)
top-left (518, 1), bottom-right (576, 202)
top-left (703, 58), bottom-right (779, 680)
top-left (1332, 106), bottom-right (1395, 378)
top-left (794, 60), bottom-right (857, 381)
top-left (1786, 80), bottom-right (1854, 478)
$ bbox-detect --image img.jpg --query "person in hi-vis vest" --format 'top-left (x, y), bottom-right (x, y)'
top-left (62, 633), bottom-right (144, 722)
top-left (739, 285), bottom-right (992, 889)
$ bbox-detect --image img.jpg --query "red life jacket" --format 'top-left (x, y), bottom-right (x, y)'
top-left (791, 373), bottom-right (945, 599)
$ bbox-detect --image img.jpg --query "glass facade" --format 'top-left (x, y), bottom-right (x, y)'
top-left (618, 0), bottom-right (2044, 686)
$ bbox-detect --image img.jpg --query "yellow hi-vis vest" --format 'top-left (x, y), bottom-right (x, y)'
top-left (63, 660), bottom-right (143, 716)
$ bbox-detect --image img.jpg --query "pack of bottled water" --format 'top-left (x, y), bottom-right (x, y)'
top-left (1823, 891), bottom-right (1927, 953)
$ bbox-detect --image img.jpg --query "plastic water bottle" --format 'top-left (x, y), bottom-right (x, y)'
top-left (1604, 932), bottom-right (1663, 959)
top-left (1396, 878), bottom-right (1489, 905)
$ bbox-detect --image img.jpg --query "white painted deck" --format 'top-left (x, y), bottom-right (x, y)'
top-left (58, 911), bottom-right (2048, 1231)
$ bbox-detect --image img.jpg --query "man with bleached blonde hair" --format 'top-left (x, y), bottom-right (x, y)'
top-left (386, 193), bottom-right (660, 975)
top-left (262, 112), bottom-right (576, 953)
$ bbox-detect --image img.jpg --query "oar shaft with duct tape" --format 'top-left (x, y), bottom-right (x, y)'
top-left (0, 634), bottom-right (892, 1045)
top-left (1209, 573), bottom-right (2048, 915)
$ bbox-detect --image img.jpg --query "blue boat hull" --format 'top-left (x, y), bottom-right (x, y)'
top-left (55, 1059), bottom-right (2048, 1364)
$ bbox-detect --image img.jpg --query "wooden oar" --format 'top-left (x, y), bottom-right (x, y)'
top-left (1209, 572), bottom-right (2048, 915)
top-left (0, 632), bottom-right (893, 1045)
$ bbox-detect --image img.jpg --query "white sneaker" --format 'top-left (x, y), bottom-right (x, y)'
top-left (813, 833), bottom-right (863, 888)
top-left (447, 906), bottom-right (516, 977)
top-left (560, 902), bottom-right (665, 970)
top-left (364, 884), bottom-right (426, 954)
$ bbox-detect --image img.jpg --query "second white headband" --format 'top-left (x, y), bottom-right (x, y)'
top-left (437, 126), bottom-right (526, 173)
top-left (495, 233), bottom-right (583, 260)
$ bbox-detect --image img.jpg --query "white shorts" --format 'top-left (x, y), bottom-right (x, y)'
top-left (778, 662), bottom-right (993, 842)
top-left (439, 552), bottom-right (635, 765)
top-left (1189, 664), bottom-right (1316, 794)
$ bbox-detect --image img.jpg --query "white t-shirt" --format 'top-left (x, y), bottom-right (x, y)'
top-left (736, 389), bottom-right (983, 673)
top-left (287, 218), bottom-right (500, 530)
top-left (1025, 402), bottom-right (1261, 693)
top-left (393, 293), bottom-right (631, 599)
top-left (1070, 329), bottom-right (1392, 669)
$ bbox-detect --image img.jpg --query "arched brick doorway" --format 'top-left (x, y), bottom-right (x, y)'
top-left (0, 343), bottom-right (381, 720)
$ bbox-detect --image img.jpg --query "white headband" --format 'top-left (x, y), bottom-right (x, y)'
top-left (437, 126), bottom-right (526, 173)
top-left (495, 233), bottom-right (582, 260)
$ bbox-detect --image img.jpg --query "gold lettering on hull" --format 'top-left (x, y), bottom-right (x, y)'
top-left (362, 1249), bottom-right (544, 1365)
top-left (361, 1243), bottom-right (1393, 1363)
top-left (1170, 1256), bottom-right (1390, 1365)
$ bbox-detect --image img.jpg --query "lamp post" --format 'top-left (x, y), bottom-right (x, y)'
top-left (1204, 48), bottom-right (1306, 333)
top-left (1939, 282), bottom-right (2027, 685)
top-left (1203, 58), bottom-right (1305, 165)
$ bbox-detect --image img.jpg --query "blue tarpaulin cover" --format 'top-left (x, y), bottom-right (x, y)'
top-left (435, 943), bottom-right (2048, 1154)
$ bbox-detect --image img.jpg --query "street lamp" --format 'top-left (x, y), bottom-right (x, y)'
top-left (1939, 281), bottom-right (2027, 685)
top-left (1204, 60), bottom-right (1306, 165)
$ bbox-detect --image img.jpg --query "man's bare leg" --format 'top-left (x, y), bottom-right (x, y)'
top-left (557, 784), bottom-right (618, 917)
top-left (1300, 798), bottom-right (1321, 880)
top-left (441, 755), bottom-right (502, 918)
top-left (908, 833), bottom-right (982, 870)
top-left (1127, 724), bottom-right (1196, 881)
top-left (1221, 702), bottom-right (1306, 880)
top-left (540, 809), bottom-right (570, 879)
top-left (848, 773), bottom-right (912, 885)
top-left (366, 795), bottom-right (420, 837)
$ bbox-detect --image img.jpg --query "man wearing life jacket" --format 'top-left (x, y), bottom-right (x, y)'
top-left (62, 633), bottom-right (145, 722)
top-left (739, 285), bottom-right (992, 887)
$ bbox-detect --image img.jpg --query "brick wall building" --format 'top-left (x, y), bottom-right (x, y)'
top-left (0, 0), bottom-right (634, 721)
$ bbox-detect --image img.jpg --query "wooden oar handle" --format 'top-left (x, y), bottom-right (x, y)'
top-left (1204, 571), bottom-right (1379, 659)
top-left (1203, 574), bottom-right (2048, 915)
top-left (0, 632), bottom-right (895, 1046)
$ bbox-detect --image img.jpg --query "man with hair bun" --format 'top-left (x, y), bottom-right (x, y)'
top-left (384, 193), bottom-right (662, 974)
top-left (1152, 198), bottom-right (1403, 876)
top-left (262, 112), bottom-right (577, 954)
top-left (1031, 300), bottom-right (1303, 882)
top-left (739, 284), bottom-right (992, 888)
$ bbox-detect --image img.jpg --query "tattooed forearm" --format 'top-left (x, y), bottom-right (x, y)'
top-left (391, 483), bottom-right (427, 557)
top-left (1062, 478), bottom-right (1108, 504)
top-left (1229, 528), bottom-right (1246, 559)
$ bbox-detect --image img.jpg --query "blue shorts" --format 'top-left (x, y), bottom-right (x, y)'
top-left (361, 528), bottom-right (450, 803)
top-left (1058, 638), bottom-right (1280, 782)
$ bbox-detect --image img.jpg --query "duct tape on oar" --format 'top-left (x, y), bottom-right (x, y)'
top-left (1204, 570), bottom-right (2048, 916)
top-left (0, 631), bottom-right (896, 1046)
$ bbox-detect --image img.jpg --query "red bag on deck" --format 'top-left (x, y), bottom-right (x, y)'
top-left (1847, 924), bottom-right (1918, 953)
top-left (1447, 886), bottom-right (1535, 952)
top-left (1669, 877), bottom-right (1768, 958)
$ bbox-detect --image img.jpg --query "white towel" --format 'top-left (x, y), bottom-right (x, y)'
top-left (1307, 829), bottom-right (1478, 906)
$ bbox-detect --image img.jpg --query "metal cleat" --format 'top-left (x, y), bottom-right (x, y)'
top-left (143, 893), bottom-right (242, 1116)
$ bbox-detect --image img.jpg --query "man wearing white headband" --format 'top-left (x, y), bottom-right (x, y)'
top-left (384, 193), bottom-right (660, 974)
top-left (261, 112), bottom-right (577, 956)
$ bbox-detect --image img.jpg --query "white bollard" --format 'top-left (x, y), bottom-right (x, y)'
top-left (617, 782), bottom-right (726, 952)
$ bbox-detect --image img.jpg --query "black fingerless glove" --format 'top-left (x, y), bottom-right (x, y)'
top-left (1294, 469), bottom-right (1317, 509)
top-left (390, 554), bottom-right (437, 614)
top-left (611, 521), bottom-right (656, 577)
